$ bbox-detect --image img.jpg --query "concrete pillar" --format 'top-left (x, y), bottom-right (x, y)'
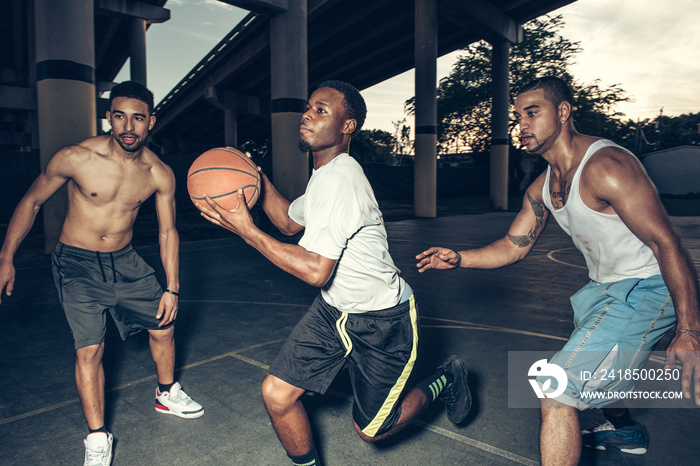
top-left (490, 40), bottom-right (510, 210)
top-left (130, 18), bottom-right (147, 86)
top-left (270, 1), bottom-right (308, 200)
top-left (35, 0), bottom-right (96, 253)
top-left (224, 91), bottom-right (238, 148)
top-left (414, 0), bottom-right (437, 218)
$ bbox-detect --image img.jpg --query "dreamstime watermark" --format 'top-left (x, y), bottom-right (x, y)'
top-left (508, 351), bottom-right (696, 409)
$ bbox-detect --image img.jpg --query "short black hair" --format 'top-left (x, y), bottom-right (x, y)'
top-left (317, 80), bottom-right (366, 136)
top-left (517, 76), bottom-right (573, 108)
top-left (109, 81), bottom-right (154, 114)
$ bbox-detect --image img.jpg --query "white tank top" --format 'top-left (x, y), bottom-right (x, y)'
top-left (542, 139), bottom-right (661, 284)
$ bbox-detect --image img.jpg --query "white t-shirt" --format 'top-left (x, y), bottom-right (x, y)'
top-left (289, 154), bottom-right (406, 312)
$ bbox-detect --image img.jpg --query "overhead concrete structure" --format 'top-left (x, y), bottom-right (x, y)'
top-left (1, 0), bottom-right (578, 248)
top-left (154, 0), bottom-right (577, 215)
top-left (0, 0), bottom-right (170, 253)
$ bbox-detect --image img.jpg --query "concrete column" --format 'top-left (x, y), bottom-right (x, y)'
top-left (35, 0), bottom-right (96, 253)
top-left (490, 40), bottom-right (510, 210)
top-left (130, 18), bottom-right (147, 86)
top-left (414, 0), bottom-right (437, 218)
top-left (224, 91), bottom-right (238, 148)
top-left (270, 1), bottom-right (308, 200)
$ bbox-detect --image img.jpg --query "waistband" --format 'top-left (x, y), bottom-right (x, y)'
top-left (53, 242), bottom-right (134, 284)
top-left (54, 242), bottom-right (134, 259)
top-left (319, 292), bottom-right (414, 319)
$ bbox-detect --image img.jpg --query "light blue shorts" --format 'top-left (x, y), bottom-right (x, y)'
top-left (538, 275), bottom-right (676, 409)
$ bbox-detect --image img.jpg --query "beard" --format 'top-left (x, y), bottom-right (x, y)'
top-left (298, 139), bottom-right (311, 153)
top-left (524, 129), bottom-right (556, 154)
top-left (115, 133), bottom-right (144, 152)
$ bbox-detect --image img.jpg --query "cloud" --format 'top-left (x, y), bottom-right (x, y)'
top-left (559, 0), bottom-right (700, 119)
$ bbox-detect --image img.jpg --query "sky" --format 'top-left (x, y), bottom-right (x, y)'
top-left (119, 0), bottom-right (700, 134)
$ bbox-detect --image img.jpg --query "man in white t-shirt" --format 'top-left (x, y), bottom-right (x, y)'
top-left (196, 81), bottom-right (472, 465)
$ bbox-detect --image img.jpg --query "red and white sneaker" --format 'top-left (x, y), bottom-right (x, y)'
top-left (155, 382), bottom-right (204, 419)
top-left (84, 432), bottom-right (113, 466)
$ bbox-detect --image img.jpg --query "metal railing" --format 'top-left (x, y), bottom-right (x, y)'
top-left (153, 12), bottom-right (260, 116)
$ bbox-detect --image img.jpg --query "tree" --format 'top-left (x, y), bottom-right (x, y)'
top-left (405, 15), bottom-right (631, 154)
top-left (647, 112), bottom-right (700, 151)
top-left (351, 129), bottom-right (397, 164)
top-left (392, 118), bottom-right (413, 163)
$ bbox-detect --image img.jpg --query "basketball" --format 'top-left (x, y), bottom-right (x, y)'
top-left (187, 147), bottom-right (261, 210)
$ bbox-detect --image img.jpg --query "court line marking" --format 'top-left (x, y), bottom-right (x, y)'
top-left (546, 247), bottom-right (587, 269)
top-left (0, 337), bottom-right (539, 465)
top-left (422, 316), bottom-right (569, 342)
top-left (0, 300), bottom-right (672, 369)
top-left (318, 388), bottom-right (538, 466)
top-left (420, 316), bottom-right (668, 366)
top-left (0, 339), bottom-right (286, 426)
top-left (415, 421), bottom-right (539, 466)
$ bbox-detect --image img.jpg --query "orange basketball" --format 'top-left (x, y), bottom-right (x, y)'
top-left (187, 147), bottom-right (261, 210)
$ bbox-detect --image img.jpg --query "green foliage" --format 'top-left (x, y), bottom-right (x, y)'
top-left (407, 15), bottom-right (631, 154)
top-left (351, 129), bottom-right (398, 164)
top-left (641, 112), bottom-right (700, 152)
top-left (612, 112), bottom-right (700, 154)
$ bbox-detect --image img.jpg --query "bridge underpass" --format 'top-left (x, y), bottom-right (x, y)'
top-left (1, 0), bottom-right (577, 251)
top-left (150, 0), bottom-right (576, 214)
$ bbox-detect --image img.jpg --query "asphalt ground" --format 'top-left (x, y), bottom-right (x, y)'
top-left (1, 211), bottom-right (699, 465)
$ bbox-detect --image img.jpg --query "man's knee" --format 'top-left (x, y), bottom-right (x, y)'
top-left (261, 374), bottom-right (304, 415)
top-left (76, 343), bottom-right (104, 366)
top-left (353, 420), bottom-right (378, 443)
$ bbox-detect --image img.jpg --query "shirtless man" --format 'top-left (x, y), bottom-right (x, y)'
top-left (417, 76), bottom-right (700, 465)
top-left (0, 81), bottom-right (202, 465)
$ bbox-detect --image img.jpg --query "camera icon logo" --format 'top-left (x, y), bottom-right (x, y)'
top-left (528, 359), bottom-right (567, 399)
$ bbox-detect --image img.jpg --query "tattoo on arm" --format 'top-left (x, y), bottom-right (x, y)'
top-left (508, 193), bottom-right (546, 248)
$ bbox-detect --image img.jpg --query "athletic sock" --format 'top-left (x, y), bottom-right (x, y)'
top-left (603, 408), bottom-right (635, 429)
top-left (89, 425), bottom-right (108, 434)
top-left (416, 369), bottom-right (455, 403)
top-left (158, 382), bottom-right (175, 393)
top-left (288, 446), bottom-right (321, 466)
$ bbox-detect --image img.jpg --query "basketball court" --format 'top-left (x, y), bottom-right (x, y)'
top-left (1, 211), bottom-right (699, 465)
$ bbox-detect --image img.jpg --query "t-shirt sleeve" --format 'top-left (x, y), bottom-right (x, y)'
top-left (297, 171), bottom-right (364, 260)
top-left (288, 193), bottom-right (305, 226)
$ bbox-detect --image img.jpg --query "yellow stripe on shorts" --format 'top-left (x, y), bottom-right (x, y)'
top-left (362, 295), bottom-right (419, 437)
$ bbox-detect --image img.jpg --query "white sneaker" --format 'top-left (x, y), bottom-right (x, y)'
top-left (83, 432), bottom-right (113, 466)
top-left (155, 382), bottom-right (204, 419)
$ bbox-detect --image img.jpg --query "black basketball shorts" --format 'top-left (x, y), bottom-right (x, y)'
top-left (269, 293), bottom-right (419, 437)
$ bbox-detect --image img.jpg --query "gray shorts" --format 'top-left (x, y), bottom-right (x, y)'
top-left (51, 243), bottom-right (170, 349)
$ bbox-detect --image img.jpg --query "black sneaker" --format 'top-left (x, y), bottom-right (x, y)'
top-left (438, 355), bottom-right (471, 424)
top-left (582, 420), bottom-right (648, 454)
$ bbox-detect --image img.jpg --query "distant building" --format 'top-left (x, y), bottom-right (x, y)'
top-left (641, 146), bottom-right (700, 195)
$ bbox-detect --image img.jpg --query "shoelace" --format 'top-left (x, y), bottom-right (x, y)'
top-left (86, 445), bottom-right (108, 465)
top-left (590, 421), bottom-right (617, 432)
top-left (439, 382), bottom-right (456, 404)
top-left (169, 390), bottom-right (194, 406)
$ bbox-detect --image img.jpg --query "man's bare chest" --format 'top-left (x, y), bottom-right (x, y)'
top-left (71, 163), bottom-right (156, 208)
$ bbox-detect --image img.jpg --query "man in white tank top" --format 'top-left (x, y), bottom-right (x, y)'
top-left (417, 77), bottom-right (700, 465)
